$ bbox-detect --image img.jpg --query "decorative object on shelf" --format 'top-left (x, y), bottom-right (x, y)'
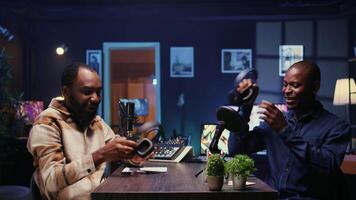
top-left (221, 49), bottom-right (252, 73)
top-left (206, 153), bottom-right (225, 191)
top-left (170, 47), bottom-right (194, 78)
top-left (279, 45), bottom-right (303, 76)
top-left (225, 154), bottom-right (256, 190)
top-left (16, 101), bottom-right (44, 125)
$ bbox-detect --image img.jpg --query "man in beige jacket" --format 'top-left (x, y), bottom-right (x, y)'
top-left (27, 62), bottom-right (150, 200)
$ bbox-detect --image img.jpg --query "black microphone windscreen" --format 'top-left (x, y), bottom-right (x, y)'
top-left (127, 102), bottom-right (135, 117)
top-left (126, 102), bottom-right (135, 131)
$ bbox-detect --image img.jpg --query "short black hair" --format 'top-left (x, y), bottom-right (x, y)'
top-left (290, 60), bottom-right (321, 83)
top-left (61, 62), bottom-right (96, 87)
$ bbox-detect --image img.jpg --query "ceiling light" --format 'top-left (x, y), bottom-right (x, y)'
top-left (56, 44), bottom-right (68, 55)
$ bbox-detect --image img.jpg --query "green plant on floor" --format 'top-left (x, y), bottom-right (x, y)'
top-left (225, 154), bottom-right (256, 178)
top-left (0, 49), bottom-right (23, 136)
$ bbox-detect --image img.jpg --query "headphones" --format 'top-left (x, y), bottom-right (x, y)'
top-left (229, 68), bottom-right (258, 106)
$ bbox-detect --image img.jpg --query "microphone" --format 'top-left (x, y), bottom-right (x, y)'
top-left (209, 106), bottom-right (248, 154)
top-left (126, 102), bottom-right (135, 134)
top-left (209, 121), bottom-right (226, 154)
top-left (120, 101), bottom-right (155, 158)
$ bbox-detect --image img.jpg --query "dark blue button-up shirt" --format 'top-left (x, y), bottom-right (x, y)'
top-left (228, 101), bottom-right (350, 199)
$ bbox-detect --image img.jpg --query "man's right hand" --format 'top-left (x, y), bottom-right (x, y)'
top-left (92, 137), bottom-right (138, 167)
top-left (237, 78), bottom-right (259, 105)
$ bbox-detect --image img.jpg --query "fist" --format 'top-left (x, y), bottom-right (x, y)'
top-left (237, 79), bottom-right (259, 105)
top-left (258, 100), bottom-right (287, 133)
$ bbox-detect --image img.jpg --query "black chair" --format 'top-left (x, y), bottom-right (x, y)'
top-left (30, 175), bottom-right (42, 200)
top-left (0, 185), bottom-right (30, 200)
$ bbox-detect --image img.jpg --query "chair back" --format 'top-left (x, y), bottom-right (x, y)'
top-left (30, 175), bottom-right (42, 200)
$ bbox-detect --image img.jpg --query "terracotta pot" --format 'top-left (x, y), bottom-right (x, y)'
top-left (232, 175), bottom-right (246, 190)
top-left (206, 175), bottom-right (224, 191)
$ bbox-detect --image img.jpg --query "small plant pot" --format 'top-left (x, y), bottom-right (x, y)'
top-left (206, 175), bottom-right (224, 191)
top-left (232, 175), bottom-right (246, 190)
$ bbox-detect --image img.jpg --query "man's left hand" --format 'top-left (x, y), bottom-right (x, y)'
top-left (258, 100), bottom-right (287, 133)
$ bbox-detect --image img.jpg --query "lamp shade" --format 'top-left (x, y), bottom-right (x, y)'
top-left (333, 78), bottom-right (356, 105)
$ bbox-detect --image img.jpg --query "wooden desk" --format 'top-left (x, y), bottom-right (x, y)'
top-left (92, 162), bottom-right (277, 200)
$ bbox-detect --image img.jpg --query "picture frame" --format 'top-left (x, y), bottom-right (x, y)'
top-left (221, 49), bottom-right (252, 73)
top-left (86, 49), bottom-right (103, 116)
top-left (279, 45), bottom-right (303, 76)
top-left (86, 50), bottom-right (102, 77)
top-left (170, 47), bottom-right (194, 78)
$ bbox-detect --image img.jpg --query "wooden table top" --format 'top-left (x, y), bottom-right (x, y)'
top-left (92, 162), bottom-right (277, 200)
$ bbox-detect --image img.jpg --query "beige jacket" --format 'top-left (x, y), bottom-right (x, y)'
top-left (27, 97), bottom-right (115, 200)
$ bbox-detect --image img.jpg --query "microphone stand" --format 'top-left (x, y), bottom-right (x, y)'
top-left (118, 101), bottom-right (136, 138)
top-left (126, 102), bottom-right (135, 138)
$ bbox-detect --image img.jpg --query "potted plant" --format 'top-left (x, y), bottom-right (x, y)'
top-left (206, 153), bottom-right (225, 191)
top-left (0, 49), bottom-right (24, 137)
top-left (225, 154), bottom-right (256, 190)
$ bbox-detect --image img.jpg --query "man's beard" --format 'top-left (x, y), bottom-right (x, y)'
top-left (68, 95), bottom-right (97, 127)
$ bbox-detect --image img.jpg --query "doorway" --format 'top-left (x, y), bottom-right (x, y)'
top-left (102, 42), bottom-right (161, 127)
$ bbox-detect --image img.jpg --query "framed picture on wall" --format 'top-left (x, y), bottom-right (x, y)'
top-left (86, 49), bottom-right (102, 116)
top-left (86, 50), bottom-right (102, 77)
top-left (279, 45), bottom-right (303, 76)
top-left (170, 47), bottom-right (194, 78)
top-left (221, 49), bottom-right (252, 73)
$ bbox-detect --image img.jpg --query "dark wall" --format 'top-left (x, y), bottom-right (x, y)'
top-left (26, 17), bottom-right (255, 153)
top-left (1, 3), bottom-right (356, 154)
top-left (161, 21), bottom-right (255, 151)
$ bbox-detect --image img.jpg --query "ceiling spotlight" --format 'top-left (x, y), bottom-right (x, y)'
top-left (56, 44), bottom-right (68, 55)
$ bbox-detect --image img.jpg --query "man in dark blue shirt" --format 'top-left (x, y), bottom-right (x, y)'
top-left (228, 61), bottom-right (350, 199)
